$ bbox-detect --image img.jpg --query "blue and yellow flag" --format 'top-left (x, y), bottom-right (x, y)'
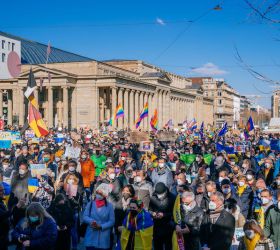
top-left (28, 178), bottom-right (39, 193)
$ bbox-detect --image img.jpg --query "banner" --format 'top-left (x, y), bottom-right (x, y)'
top-left (139, 141), bottom-right (154, 152)
top-left (157, 131), bottom-right (177, 142)
top-left (25, 130), bottom-right (35, 138)
top-left (0, 131), bottom-right (21, 148)
top-left (30, 164), bottom-right (47, 177)
top-left (128, 131), bottom-right (149, 144)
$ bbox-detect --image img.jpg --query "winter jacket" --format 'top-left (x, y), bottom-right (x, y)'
top-left (83, 200), bottom-right (115, 249)
top-left (80, 158), bottom-right (95, 188)
top-left (151, 167), bottom-right (174, 190)
top-left (148, 191), bottom-right (175, 237)
top-left (264, 205), bottom-right (280, 249)
top-left (12, 217), bottom-right (58, 250)
top-left (200, 209), bottom-right (235, 250)
top-left (234, 185), bottom-right (254, 219)
top-left (0, 199), bottom-right (10, 248)
top-left (11, 171), bottom-right (31, 201)
top-left (181, 205), bottom-right (204, 250)
top-left (133, 181), bottom-right (153, 209)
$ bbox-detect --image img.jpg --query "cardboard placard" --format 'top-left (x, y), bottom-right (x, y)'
top-left (128, 131), bottom-right (149, 144)
top-left (139, 141), bottom-right (154, 152)
top-left (157, 131), bottom-right (177, 142)
top-left (70, 132), bottom-right (81, 141)
top-left (30, 164), bottom-right (47, 177)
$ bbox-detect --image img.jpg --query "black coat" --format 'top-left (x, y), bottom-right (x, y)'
top-left (201, 209), bottom-right (235, 250)
top-left (148, 191), bottom-right (175, 237)
top-left (0, 200), bottom-right (10, 249)
top-left (181, 205), bottom-right (204, 250)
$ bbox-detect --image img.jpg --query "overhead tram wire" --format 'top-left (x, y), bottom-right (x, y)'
top-left (152, 2), bottom-right (225, 62)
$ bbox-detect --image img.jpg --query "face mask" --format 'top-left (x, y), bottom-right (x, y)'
top-left (115, 168), bottom-right (120, 174)
top-left (96, 194), bottom-right (104, 200)
top-left (222, 188), bottom-right (231, 195)
top-left (207, 192), bottom-right (212, 197)
top-left (245, 230), bottom-right (255, 240)
top-left (134, 176), bottom-right (142, 183)
top-left (219, 177), bottom-right (224, 183)
top-left (265, 163), bottom-right (271, 169)
top-left (19, 169), bottom-right (26, 175)
top-left (126, 171), bottom-right (133, 178)
top-left (121, 157), bottom-right (126, 161)
top-left (238, 181), bottom-right (245, 187)
top-left (69, 166), bottom-right (75, 172)
top-left (55, 157), bottom-right (60, 162)
top-left (183, 204), bottom-right (192, 211)
top-left (2, 164), bottom-right (9, 169)
top-left (278, 201), bottom-right (280, 210)
top-left (122, 193), bottom-right (130, 200)
top-left (109, 173), bottom-right (116, 180)
top-left (196, 157), bottom-right (200, 162)
top-left (130, 210), bottom-right (138, 217)
top-left (209, 201), bottom-right (217, 211)
top-left (158, 163), bottom-right (165, 169)
top-left (177, 179), bottom-right (183, 186)
top-left (43, 157), bottom-right (50, 163)
top-left (157, 192), bottom-right (166, 200)
top-left (81, 155), bottom-right (87, 160)
top-left (29, 216), bottom-right (39, 223)
top-left (67, 179), bottom-right (74, 185)
top-left (276, 180), bottom-right (280, 186)
top-left (261, 197), bottom-right (270, 205)
top-left (246, 175), bottom-right (253, 181)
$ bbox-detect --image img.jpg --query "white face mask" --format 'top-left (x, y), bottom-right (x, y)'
top-left (55, 157), bottom-right (60, 162)
top-left (121, 157), bottom-right (126, 161)
top-left (19, 169), bottom-right (26, 175)
top-left (183, 203), bottom-right (193, 211)
top-left (261, 197), bottom-right (270, 205)
top-left (177, 179), bottom-right (183, 186)
top-left (158, 163), bottom-right (165, 168)
top-left (246, 175), bottom-right (253, 181)
top-left (157, 192), bottom-right (166, 200)
top-left (109, 173), bottom-right (116, 180)
top-left (207, 192), bottom-right (212, 197)
top-left (265, 163), bottom-right (271, 169)
top-left (245, 230), bottom-right (255, 240)
top-left (134, 176), bottom-right (142, 183)
top-left (209, 201), bottom-right (217, 211)
top-left (67, 179), bottom-right (74, 185)
top-left (219, 177), bottom-right (224, 183)
top-left (276, 180), bottom-right (280, 186)
top-left (2, 164), bottom-right (9, 169)
top-left (238, 181), bottom-right (245, 187)
top-left (69, 166), bottom-right (75, 172)
top-left (196, 157), bottom-right (200, 162)
top-left (278, 201), bottom-right (280, 210)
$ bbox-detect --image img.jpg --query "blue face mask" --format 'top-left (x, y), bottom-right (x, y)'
top-left (29, 216), bottom-right (39, 223)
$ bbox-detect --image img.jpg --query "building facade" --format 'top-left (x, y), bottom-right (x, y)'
top-left (0, 32), bottom-right (214, 130)
top-left (272, 90), bottom-right (280, 118)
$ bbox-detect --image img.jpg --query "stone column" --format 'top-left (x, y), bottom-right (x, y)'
top-left (47, 86), bottom-right (53, 128)
top-left (0, 90), bottom-right (3, 117)
top-left (34, 88), bottom-right (38, 103)
top-left (129, 90), bottom-right (135, 129)
top-left (143, 92), bottom-right (148, 130)
top-left (134, 91), bottom-right (139, 128)
top-left (111, 87), bottom-right (117, 123)
top-left (19, 88), bottom-right (25, 126)
top-left (123, 88), bottom-right (129, 129)
top-left (105, 88), bottom-right (111, 121)
top-left (71, 88), bottom-right (77, 129)
top-left (139, 92), bottom-right (144, 129)
top-left (99, 88), bottom-right (105, 124)
top-left (158, 90), bottom-right (162, 128)
top-left (63, 87), bottom-right (69, 128)
top-left (148, 93), bottom-right (153, 131)
top-left (117, 88), bottom-right (124, 129)
top-left (7, 90), bottom-right (12, 125)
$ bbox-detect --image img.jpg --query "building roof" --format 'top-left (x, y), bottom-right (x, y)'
top-left (0, 31), bottom-right (93, 64)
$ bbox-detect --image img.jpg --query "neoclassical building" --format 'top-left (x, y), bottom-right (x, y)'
top-left (0, 31), bottom-right (214, 129)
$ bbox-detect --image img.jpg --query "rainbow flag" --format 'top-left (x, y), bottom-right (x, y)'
top-left (135, 102), bottom-right (148, 129)
top-left (244, 116), bottom-right (254, 139)
top-left (109, 104), bottom-right (124, 126)
top-left (150, 109), bottom-right (158, 132)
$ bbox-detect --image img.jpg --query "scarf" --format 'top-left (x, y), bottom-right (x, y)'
top-left (237, 184), bottom-right (247, 196)
top-left (244, 233), bottom-right (261, 250)
top-left (95, 199), bottom-right (106, 208)
top-left (209, 205), bottom-right (224, 224)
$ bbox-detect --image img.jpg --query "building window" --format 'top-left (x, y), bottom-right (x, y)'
top-left (1, 40), bottom-right (5, 49)
top-left (218, 91), bottom-right (222, 96)
top-left (2, 53), bottom-right (6, 62)
top-left (8, 42), bottom-right (10, 50)
top-left (12, 43), bottom-right (15, 51)
top-left (218, 99), bottom-right (222, 105)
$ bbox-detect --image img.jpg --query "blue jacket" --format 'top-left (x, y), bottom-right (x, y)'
top-left (83, 200), bottom-right (115, 249)
top-left (233, 186), bottom-right (254, 219)
top-left (12, 217), bottom-right (57, 250)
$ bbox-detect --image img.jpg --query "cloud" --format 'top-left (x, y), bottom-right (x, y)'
top-left (190, 62), bottom-right (228, 76)
top-left (156, 17), bottom-right (166, 26)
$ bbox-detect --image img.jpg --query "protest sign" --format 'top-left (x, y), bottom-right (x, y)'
top-left (128, 131), bottom-right (149, 144)
top-left (70, 132), bottom-right (81, 141)
top-left (25, 130), bottom-right (35, 138)
top-left (30, 164), bottom-right (47, 177)
top-left (157, 131), bottom-right (177, 142)
top-left (234, 141), bottom-right (251, 153)
top-left (64, 183), bottom-right (78, 197)
top-left (139, 141), bottom-right (154, 152)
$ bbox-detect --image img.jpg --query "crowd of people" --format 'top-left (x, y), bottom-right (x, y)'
top-left (0, 127), bottom-right (280, 250)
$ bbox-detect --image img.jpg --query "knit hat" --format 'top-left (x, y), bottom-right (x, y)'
top-left (95, 183), bottom-right (112, 198)
top-left (221, 179), bottom-right (231, 186)
top-left (155, 182), bottom-right (167, 194)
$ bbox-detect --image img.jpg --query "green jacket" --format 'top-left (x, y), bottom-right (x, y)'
top-left (264, 205), bottom-right (280, 249)
top-left (90, 154), bottom-right (107, 177)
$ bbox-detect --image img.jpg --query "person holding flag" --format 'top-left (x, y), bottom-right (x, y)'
top-left (218, 122), bottom-right (228, 137)
top-left (244, 116), bottom-right (255, 139)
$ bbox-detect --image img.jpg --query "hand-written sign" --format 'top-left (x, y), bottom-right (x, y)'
top-left (157, 131), bottom-right (177, 142)
top-left (128, 131), bottom-right (149, 144)
top-left (139, 141), bottom-right (154, 152)
top-left (30, 164), bottom-right (47, 177)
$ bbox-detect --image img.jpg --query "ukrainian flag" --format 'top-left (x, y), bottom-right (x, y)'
top-left (28, 178), bottom-right (39, 193)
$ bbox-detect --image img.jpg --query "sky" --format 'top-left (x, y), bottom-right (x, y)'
top-left (1, 0), bottom-right (280, 108)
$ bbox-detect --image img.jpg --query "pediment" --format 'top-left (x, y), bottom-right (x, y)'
top-left (19, 65), bottom-right (76, 79)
